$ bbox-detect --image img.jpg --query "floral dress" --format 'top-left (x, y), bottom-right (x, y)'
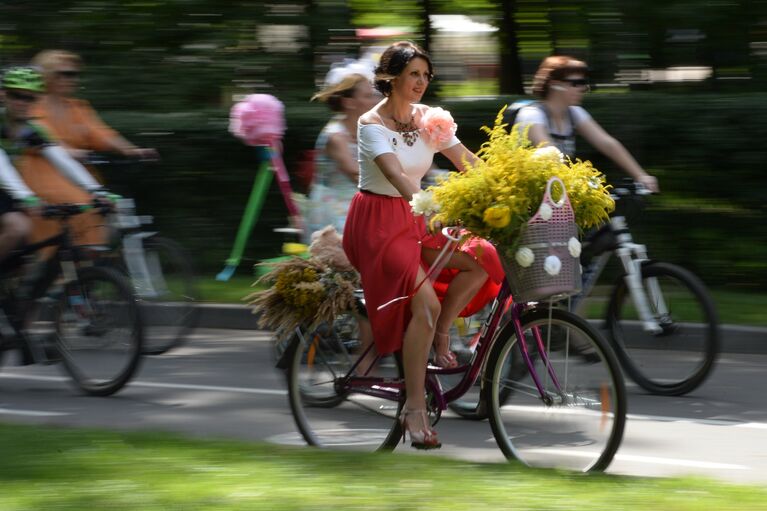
top-left (302, 117), bottom-right (358, 242)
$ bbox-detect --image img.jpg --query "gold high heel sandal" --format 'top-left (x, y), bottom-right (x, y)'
top-left (433, 331), bottom-right (457, 368)
top-left (400, 408), bottom-right (441, 450)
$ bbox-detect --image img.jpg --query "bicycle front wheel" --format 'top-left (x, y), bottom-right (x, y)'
top-left (287, 310), bottom-right (403, 452)
top-left (134, 236), bottom-right (199, 355)
top-left (484, 308), bottom-right (626, 472)
top-left (606, 261), bottom-right (719, 396)
top-left (57, 266), bottom-right (144, 396)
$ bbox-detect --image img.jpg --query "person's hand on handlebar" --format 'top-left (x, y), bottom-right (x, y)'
top-left (18, 195), bottom-right (44, 217)
top-left (636, 174), bottom-right (659, 193)
top-left (91, 189), bottom-right (120, 213)
top-left (123, 147), bottom-right (159, 161)
top-left (64, 147), bottom-right (92, 162)
top-left (424, 212), bottom-right (443, 234)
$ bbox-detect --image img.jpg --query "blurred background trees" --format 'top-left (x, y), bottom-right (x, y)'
top-left (1, 0), bottom-right (766, 288)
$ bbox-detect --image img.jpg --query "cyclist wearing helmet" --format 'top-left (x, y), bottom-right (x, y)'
top-left (1, 66), bottom-right (108, 252)
top-left (0, 68), bottom-right (39, 263)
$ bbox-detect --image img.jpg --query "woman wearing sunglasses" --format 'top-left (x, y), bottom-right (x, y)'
top-left (30, 50), bottom-right (157, 167)
top-left (516, 55), bottom-right (658, 192)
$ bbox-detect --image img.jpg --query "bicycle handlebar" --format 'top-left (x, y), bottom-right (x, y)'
top-left (41, 199), bottom-right (113, 219)
top-left (82, 151), bottom-right (158, 166)
top-left (610, 180), bottom-right (654, 200)
top-left (441, 226), bottom-right (462, 242)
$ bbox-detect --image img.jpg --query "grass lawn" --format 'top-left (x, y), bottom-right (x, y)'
top-left (1, 423), bottom-right (765, 510)
top-left (198, 274), bottom-right (261, 304)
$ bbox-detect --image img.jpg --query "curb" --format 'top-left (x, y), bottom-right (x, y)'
top-left (184, 303), bottom-right (767, 355)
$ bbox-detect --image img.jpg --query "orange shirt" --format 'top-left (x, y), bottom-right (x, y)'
top-left (31, 97), bottom-right (119, 152)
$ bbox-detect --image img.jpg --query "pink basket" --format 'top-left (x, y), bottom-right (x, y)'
top-left (502, 177), bottom-right (581, 303)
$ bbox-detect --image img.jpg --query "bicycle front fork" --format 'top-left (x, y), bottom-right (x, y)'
top-left (616, 246), bottom-right (666, 335)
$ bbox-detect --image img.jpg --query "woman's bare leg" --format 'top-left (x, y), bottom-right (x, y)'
top-left (421, 249), bottom-right (488, 366)
top-left (354, 315), bottom-right (377, 375)
top-left (402, 265), bottom-right (440, 429)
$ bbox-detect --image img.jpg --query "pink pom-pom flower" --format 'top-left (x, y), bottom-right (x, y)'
top-left (419, 107), bottom-right (457, 147)
top-left (229, 94), bottom-right (286, 146)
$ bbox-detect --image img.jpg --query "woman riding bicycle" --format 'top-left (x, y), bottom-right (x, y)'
top-left (515, 55), bottom-right (659, 193)
top-left (304, 60), bottom-right (379, 243)
top-left (29, 50), bottom-right (158, 177)
top-left (0, 66), bottom-right (108, 251)
top-left (342, 41), bottom-right (504, 449)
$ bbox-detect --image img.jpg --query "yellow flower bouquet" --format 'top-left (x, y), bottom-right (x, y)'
top-left (426, 107), bottom-right (615, 256)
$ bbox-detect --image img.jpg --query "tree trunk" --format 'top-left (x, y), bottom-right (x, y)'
top-left (499, 0), bottom-right (524, 94)
top-left (420, 0), bottom-right (432, 53)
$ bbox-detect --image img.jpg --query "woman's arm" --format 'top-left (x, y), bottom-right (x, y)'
top-left (441, 143), bottom-right (478, 172)
top-left (526, 123), bottom-right (555, 149)
top-left (577, 119), bottom-right (659, 192)
top-left (41, 145), bottom-right (103, 192)
top-left (372, 152), bottom-right (420, 201)
top-left (325, 132), bottom-right (359, 183)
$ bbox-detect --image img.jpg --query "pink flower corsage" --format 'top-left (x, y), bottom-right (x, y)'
top-left (419, 107), bottom-right (457, 147)
top-left (229, 94), bottom-right (286, 146)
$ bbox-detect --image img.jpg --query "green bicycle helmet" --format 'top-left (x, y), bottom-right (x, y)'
top-left (2, 66), bottom-right (45, 92)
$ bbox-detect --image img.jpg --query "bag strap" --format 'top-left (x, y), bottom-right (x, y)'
top-left (542, 176), bottom-right (569, 209)
top-left (536, 103), bottom-right (575, 138)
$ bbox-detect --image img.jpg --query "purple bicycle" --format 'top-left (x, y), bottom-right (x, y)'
top-left (281, 239), bottom-right (627, 472)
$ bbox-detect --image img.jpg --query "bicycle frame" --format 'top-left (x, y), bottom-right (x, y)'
top-left (0, 212), bottom-right (92, 362)
top-left (572, 194), bottom-right (667, 334)
top-left (323, 280), bottom-right (566, 412)
top-left (110, 198), bottom-right (168, 299)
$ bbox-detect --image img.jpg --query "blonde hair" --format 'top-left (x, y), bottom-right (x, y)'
top-left (311, 73), bottom-right (369, 112)
top-left (31, 49), bottom-right (83, 78)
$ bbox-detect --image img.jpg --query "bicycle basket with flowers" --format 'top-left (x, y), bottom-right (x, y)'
top-left (246, 226), bottom-right (360, 333)
top-left (418, 107), bottom-right (615, 302)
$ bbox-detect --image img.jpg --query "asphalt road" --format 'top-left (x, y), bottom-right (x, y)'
top-left (1, 328), bottom-right (766, 484)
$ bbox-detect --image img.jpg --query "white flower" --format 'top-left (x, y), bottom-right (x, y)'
top-left (544, 255), bottom-right (562, 276)
top-left (515, 247), bottom-right (535, 268)
top-left (532, 146), bottom-right (565, 163)
top-left (539, 203), bottom-right (553, 221)
top-left (568, 237), bottom-right (582, 258)
top-left (409, 190), bottom-right (440, 216)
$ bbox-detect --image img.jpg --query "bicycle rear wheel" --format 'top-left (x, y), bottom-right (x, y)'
top-left (606, 261), bottom-right (719, 396)
top-left (485, 308), bottom-right (626, 472)
top-left (57, 266), bottom-right (144, 396)
top-left (287, 310), bottom-right (403, 451)
top-left (133, 236), bottom-right (199, 355)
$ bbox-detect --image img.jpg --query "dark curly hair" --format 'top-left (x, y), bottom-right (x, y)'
top-left (531, 55), bottom-right (589, 98)
top-left (374, 41), bottom-right (434, 97)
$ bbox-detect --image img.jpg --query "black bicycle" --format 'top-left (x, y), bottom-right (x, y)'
top-left (0, 203), bottom-right (144, 396)
top-left (572, 181), bottom-right (720, 396)
top-left (85, 153), bottom-right (200, 355)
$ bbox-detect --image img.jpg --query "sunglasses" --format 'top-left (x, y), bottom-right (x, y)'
top-left (56, 70), bottom-right (81, 78)
top-left (561, 78), bottom-right (589, 88)
top-left (5, 90), bottom-right (37, 102)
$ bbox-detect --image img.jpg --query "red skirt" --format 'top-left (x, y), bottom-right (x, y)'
top-left (343, 191), bottom-right (504, 355)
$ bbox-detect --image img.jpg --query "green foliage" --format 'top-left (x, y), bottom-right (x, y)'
top-left (96, 91), bottom-right (766, 287)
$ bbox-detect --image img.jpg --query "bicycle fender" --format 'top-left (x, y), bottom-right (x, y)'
top-left (275, 333), bottom-right (300, 370)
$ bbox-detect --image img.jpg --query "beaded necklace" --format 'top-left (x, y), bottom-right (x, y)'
top-left (392, 114), bottom-right (419, 146)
